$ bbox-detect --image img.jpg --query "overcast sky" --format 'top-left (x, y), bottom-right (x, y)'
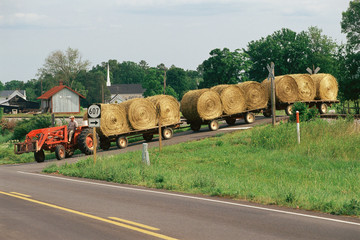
top-left (0, 0), bottom-right (350, 83)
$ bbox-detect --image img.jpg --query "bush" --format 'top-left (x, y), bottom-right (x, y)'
top-left (13, 115), bottom-right (52, 140)
top-left (289, 102), bottom-right (319, 122)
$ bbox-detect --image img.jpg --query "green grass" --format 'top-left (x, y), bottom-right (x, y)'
top-left (43, 119), bottom-right (360, 217)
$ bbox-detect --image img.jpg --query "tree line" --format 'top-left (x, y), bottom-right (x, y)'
top-left (0, 1), bottom-right (358, 105)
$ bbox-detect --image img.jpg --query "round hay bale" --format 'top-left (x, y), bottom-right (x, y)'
top-left (180, 89), bottom-right (223, 122)
top-left (98, 104), bottom-right (130, 136)
top-left (210, 85), bottom-right (246, 114)
top-left (121, 98), bottom-right (157, 130)
top-left (262, 75), bottom-right (298, 103)
top-left (288, 74), bottom-right (316, 101)
top-left (310, 74), bottom-right (338, 100)
top-left (147, 95), bottom-right (180, 125)
top-left (238, 81), bottom-right (268, 110)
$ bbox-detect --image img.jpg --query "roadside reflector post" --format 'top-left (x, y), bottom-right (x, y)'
top-left (142, 143), bottom-right (150, 166)
top-left (296, 111), bottom-right (300, 144)
top-left (93, 127), bottom-right (97, 164)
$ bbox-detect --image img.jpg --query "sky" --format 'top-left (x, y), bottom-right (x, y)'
top-left (0, 0), bottom-right (351, 83)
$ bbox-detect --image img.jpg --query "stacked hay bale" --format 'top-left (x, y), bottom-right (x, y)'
top-left (262, 75), bottom-right (299, 103)
top-left (121, 98), bottom-right (157, 130)
top-left (210, 85), bottom-right (246, 114)
top-left (310, 74), bottom-right (338, 100)
top-left (288, 74), bottom-right (316, 101)
top-left (98, 103), bottom-right (130, 136)
top-left (147, 95), bottom-right (180, 125)
top-left (238, 81), bottom-right (268, 109)
top-left (180, 89), bottom-right (223, 122)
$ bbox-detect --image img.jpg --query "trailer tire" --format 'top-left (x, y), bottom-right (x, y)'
top-left (100, 137), bottom-right (111, 151)
top-left (285, 105), bottom-right (293, 116)
top-left (225, 118), bottom-right (236, 126)
top-left (78, 128), bottom-right (98, 155)
top-left (244, 112), bottom-right (255, 124)
top-left (143, 134), bottom-right (153, 142)
top-left (162, 128), bottom-right (173, 140)
top-left (55, 145), bottom-right (66, 160)
top-left (34, 149), bottom-right (45, 163)
top-left (208, 120), bottom-right (219, 131)
top-left (319, 103), bottom-right (328, 114)
top-left (116, 136), bottom-right (128, 149)
top-left (190, 122), bottom-right (201, 132)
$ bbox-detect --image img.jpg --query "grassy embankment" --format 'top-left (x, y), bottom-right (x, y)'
top-left (44, 118), bottom-right (360, 217)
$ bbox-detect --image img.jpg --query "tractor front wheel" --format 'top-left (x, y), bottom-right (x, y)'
top-left (34, 149), bottom-right (45, 163)
top-left (55, 145), bottom-right (66, 160)
top-left (78, 128), bottom-right (98, 155)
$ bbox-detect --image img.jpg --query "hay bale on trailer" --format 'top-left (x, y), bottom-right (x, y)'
top-left (147, 95), bottom-right (180, 125)
top-left (121, 98), bottom-right (157, 130)
top-left (210, 85), bottom-right (246, 115)
top-left (98, 104), bottom-right (130, 136)
top-left (288, 74), bottom-right (316, 101)
top-left (180, 89), bottom-right (223, 122)
top-left (310, 74), bottom-right (338, 100)
top-left (238, 81), bottom-right (268, 110)
top-left (262, 75), bottom-right (299, 103)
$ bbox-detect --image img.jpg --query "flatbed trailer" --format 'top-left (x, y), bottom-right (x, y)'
top-left (185, 107), bottom-right (266, 132)
top-left (98, 122), bottom-right (182, 150)
top-left (263, 100), bottom-right (340, 117)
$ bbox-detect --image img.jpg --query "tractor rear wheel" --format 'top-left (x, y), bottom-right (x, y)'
top-left (34, 149), bottom-right (45, 163)
top-left (55, 145), bottom-right (66, 160)
top-left (78, 128), bottom-right (98, 155)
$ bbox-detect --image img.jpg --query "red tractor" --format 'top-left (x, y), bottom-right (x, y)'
top-left (14, 125), bottom-right (98, 163)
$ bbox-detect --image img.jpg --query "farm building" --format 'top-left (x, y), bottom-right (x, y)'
top-left (0, 90), bottom-right (39, 114)
top-left (37, 82), bottom-right (85, 113)
top-left (108, 84), bottom-right (145, 103)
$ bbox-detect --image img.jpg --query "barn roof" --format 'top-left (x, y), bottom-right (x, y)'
top-left (37, 82), bottom-right (85, 100)
top-left (108, 84), bottom-right (145, 95)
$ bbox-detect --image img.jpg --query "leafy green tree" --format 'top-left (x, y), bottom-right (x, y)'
top-left (4, 80), bottom-right (25, 90)
top-left (0, 81), bottom-right (4, 91)
top-left (142, 68), bottom-right (165, 97)
top-left (199, 48), bottom-right (251, 88)
top-left (341, 0), bottom-right (360, 50)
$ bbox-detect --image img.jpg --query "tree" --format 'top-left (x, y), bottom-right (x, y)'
top-left (341, 0), bottom-right (360, 51)
top-left (199, 48), bottom-right (251, 88)
top-left (37, 47), bottom-right (90, 88)
top-left (4, 80), bottom-right (25, 90)
top-left (0, 81), bottom-right (4, 91)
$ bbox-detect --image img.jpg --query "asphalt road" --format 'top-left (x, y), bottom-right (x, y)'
top-left (1, 116), bottom-right (360, 240)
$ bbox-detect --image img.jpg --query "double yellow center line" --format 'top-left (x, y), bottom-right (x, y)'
top-left (0, 191), bottom-right (178, 240)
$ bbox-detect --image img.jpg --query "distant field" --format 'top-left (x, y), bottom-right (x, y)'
top-left (44, 119), bottom-right (360, 217)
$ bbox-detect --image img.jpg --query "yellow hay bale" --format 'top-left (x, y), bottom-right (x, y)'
top-left (262, 75), bottom-right (299, 103)
top-left (288, 74), bottom-right (316, 101)
top-left (147, 95), bottom-right (180, 125)
top-left (121, 98), bottom-right (157, 130)
top-left (210, 85), bottom-right (246, 114)
top-left (238, 81), bottom-right (268, 109)
top-left (98, 104), bottom-right (130, 136)
top-left (310, 74), bottom-right (338, 100)
top-left (180, 89), bottom-right (223, 122)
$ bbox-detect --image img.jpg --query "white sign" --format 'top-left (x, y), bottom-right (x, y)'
top-left (88, 104), bottom-right (101, 118)
top-left (88, 118), bottom-right (101, 128)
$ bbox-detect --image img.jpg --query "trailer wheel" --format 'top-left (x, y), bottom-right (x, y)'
top-left (78, 128), bottom-right (98, 155)
top-left (116, 136), bottom-right (128, 149)
top-left (263, 109), bottom-right (272, 118)
top-left (208, 120), bottom-right (219, 131)
top-left (100, 137), bottom-right (111, 151)
top-left (55, 145), bottom-right (66, 160)
top-left (225, 118), bottom-right (236, 126)
top-left (143, 134), bottom-right (153, 142)
top-left (244, 112), bottom-right (255, 124)
top-left (285, 105), bottom-right (293, 116)
top-left (162, 128), bottom-right (174, 140)
top-left (319, 103), bottom-right (328, 114)
top-left (190, 122), bottom-right (201, 132)
top-left (34, 149), bottom-right (45, 163)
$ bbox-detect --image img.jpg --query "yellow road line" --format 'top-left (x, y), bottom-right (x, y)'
top-left (10, 192), bottom-right (31, 198)
top-left (109, 216), bottom-right (160, 231)
top-left (0, 190), bottom-right (178, 240)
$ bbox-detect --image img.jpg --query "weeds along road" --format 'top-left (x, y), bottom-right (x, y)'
top-left (1, 116), bottom-right (360, 240)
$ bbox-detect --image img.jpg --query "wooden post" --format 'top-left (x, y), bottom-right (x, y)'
top-left (93, 127), bottom-right (97, 164)
top-left (158, 118), bottom-right (162, 152)
top-left (267, 62), bottom-right (276, 126)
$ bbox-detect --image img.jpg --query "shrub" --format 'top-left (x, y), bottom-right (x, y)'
top-left (289, 102), bottom-right (319, 122)
top-left (13, 115), bottom-right (51, 140)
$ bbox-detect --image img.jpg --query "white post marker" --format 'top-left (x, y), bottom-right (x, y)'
top-left (142, 143), bottom-right (150, 166)
top-left (296, 111), bottom-right (300, 144)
